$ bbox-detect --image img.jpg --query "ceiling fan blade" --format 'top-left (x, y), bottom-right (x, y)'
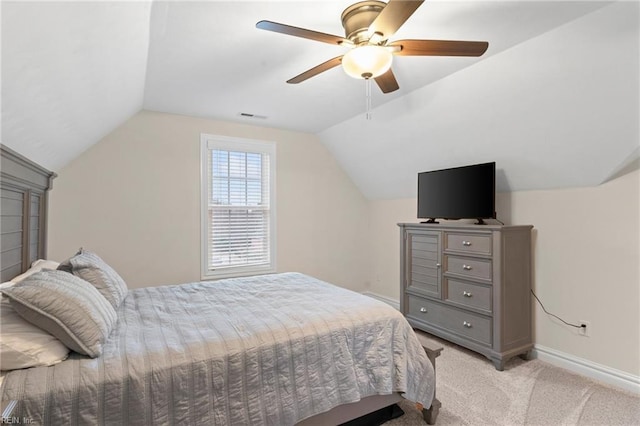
top-left (390, 39), bottom-right (489, 57)
top-left (256, 20), bottom-right (350, 46)
top-left (367, 0), bottom-right (424, 41)
top-left (287, 56), bottom-right (344, 84)
top-left (374, 68), bottom-right (400, 94)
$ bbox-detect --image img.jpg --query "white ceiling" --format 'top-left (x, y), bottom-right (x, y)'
top-left (2, 1), bottom-right (638, 198)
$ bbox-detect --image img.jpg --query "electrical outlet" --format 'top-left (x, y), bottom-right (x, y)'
top-left (579, 320), bottom-right (591, 337)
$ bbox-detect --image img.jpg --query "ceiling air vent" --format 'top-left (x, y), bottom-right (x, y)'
top-left (239, 112), bottom-right (267, 120)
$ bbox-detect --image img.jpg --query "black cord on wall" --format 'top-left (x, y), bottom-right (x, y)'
top-left (530, 289), bottom-right (585, 329)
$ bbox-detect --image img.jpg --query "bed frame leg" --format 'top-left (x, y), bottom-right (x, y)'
top-left (414, 329), bottom-right (444, 425)
top-left (422, 398), bottom-right (441, 425)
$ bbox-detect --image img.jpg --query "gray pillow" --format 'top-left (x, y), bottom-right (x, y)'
top-left (1, 270), bottom-right (117, 358)
top-left (58, 248), bottom-right (128, 309)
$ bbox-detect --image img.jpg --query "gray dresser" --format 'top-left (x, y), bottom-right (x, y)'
top-left (398, 223), bottom-right (533, 370)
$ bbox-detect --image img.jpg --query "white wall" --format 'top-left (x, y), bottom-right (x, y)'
top-left (367, 169), bottom-right (639, 376)
top-left (48, 110), bottom-right (370, 291)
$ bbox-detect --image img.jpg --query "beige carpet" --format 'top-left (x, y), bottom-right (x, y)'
top-left (385, 337), bottom-right (640, 425)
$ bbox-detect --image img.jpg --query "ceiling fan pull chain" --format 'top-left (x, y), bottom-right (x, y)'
top-left (365, 78), bottom-right (372, 120)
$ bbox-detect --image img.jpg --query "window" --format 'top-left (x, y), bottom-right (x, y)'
top-left (201, 134), bottom-right (276, 279)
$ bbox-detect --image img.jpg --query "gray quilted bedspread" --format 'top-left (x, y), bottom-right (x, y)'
top-left (1, 272), bottom-right (434, 425)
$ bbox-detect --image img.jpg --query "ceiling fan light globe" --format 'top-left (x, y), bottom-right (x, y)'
top-left (342, 45), bottom-right (393, 79)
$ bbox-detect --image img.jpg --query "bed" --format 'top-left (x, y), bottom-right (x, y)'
top-left (0, 144), bottom-right (440, 425)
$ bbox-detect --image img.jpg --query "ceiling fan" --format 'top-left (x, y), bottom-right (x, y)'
top-left (256, 0), bottom-right (489, 94)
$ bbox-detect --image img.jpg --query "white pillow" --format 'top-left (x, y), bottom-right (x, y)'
top-left (0, 282), bottom-right (69, 370)
top-left (10, 259), bottom-right (61, 283)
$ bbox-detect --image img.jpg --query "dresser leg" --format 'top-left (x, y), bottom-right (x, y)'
top-left (519, 350), bottom-right (533, 361)
top-left (492, 358), bottom-right (505, 371)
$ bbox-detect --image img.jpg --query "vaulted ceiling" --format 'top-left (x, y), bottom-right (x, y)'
top-left (2, 1), bottom-right (638, 199)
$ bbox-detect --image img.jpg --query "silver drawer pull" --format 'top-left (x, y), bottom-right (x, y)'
top-left (462, 241), bottom-right (472, 246)
top-left (463, 264), bottom-right (472, 270)
top-left (463, 291), bottom-right (472, 297)
top-left (420, 307), bottom-right (428, 313)
top-left (463, 321), bottom-right (472, 328)
top-left (436, 263), bottom-right (441, 268)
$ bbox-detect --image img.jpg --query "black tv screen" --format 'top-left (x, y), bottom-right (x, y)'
top-left (417, 162), bottom-right (496, 222)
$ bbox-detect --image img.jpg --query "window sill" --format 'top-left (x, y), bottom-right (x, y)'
top-left (201, 265), bottom-right (276, 281)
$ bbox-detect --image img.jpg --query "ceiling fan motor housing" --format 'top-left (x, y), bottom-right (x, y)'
top-left (341, 1), bottom-right (386, 44)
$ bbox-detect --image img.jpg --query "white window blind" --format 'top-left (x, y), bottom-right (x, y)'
top-left (201, 135), bottom-right (276, 279)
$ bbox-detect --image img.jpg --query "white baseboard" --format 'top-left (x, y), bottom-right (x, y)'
top-left (361, 291), bottom-right (400, 311)
top-left (533, 344), bottom-right (640, 394)
top-left (360, 292), bottom-right (640, 395)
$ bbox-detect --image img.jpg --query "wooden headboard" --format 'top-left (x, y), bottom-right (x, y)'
top-left (0, 145), bottom-right (56, 282)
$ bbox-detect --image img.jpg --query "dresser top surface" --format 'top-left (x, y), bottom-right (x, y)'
top-left (398, 222), bottom-right (533, 231)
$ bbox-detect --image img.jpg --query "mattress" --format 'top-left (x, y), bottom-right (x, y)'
top-left (1, 272), bottom-right (434, 425)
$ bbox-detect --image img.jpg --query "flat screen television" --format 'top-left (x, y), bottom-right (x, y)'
top-left (417, 162), bottom-right (496, 224)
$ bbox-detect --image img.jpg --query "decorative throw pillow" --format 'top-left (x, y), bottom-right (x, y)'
top-left (58, 248), bottom-right (128, 309)
top-left (0, 284), bottom-right (69, 370)
top-left (1, 270), bottom-right (117, 358)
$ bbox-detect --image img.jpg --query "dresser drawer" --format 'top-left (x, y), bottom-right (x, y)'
top-left (445, 279), bottom-right (492, 313)
top-left (446, 256), bottom-right (492, 281)
top-left (407, 295), bottom-right (439, 323)
top-left (445, 307), bottom-right (492, 346)
top-left (407, 295), bottom-right (492, 346)
top-left (446, 233), bottom-right (491, 255)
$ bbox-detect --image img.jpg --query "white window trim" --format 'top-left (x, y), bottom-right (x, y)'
top-left (200, 134), bottom-right (277, 280)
